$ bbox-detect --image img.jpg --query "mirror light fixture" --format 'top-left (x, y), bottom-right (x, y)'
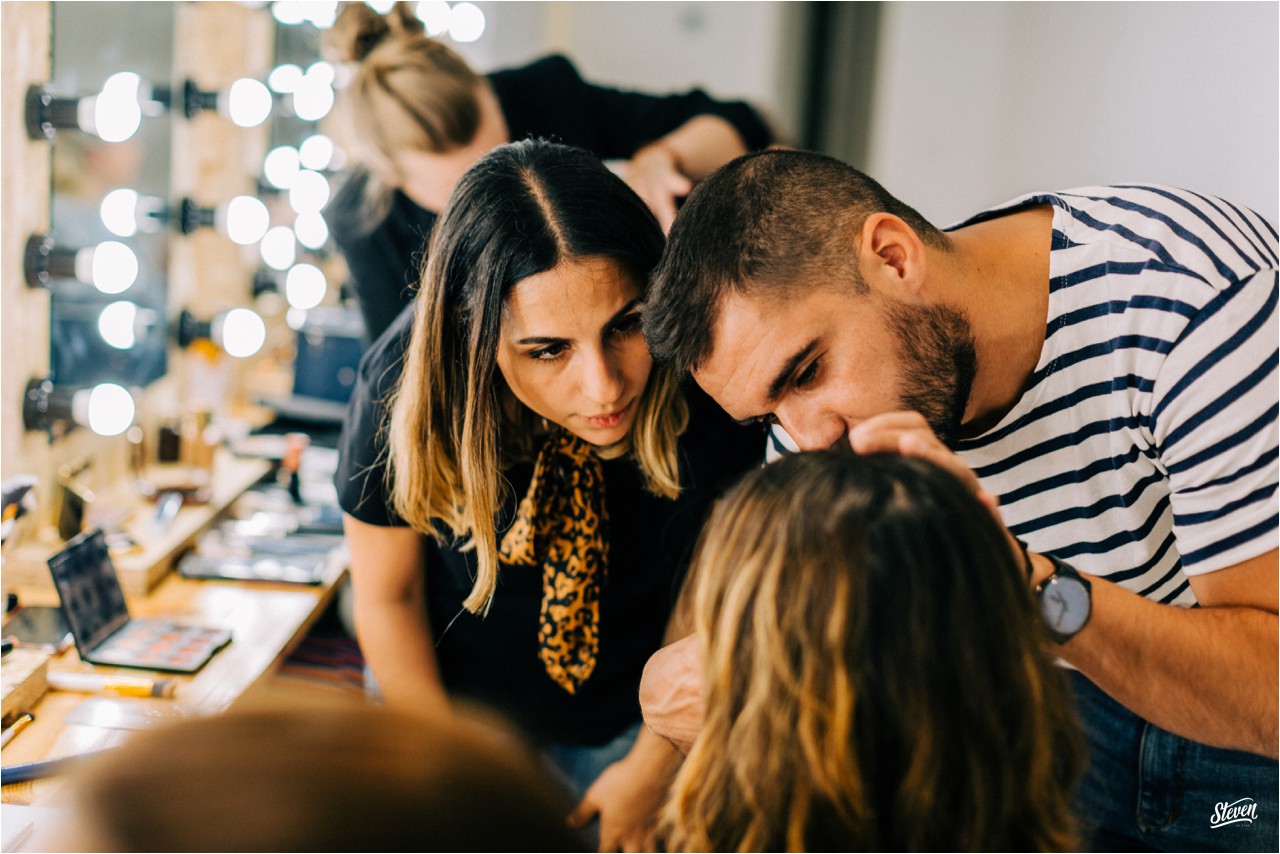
top-left (25, 72), bottom-right (165, 142)
top-left (183, 78), bottom-right (275, 128)
top-left (24, 234), bottom-right (139, 294)
top-left (98, 301), bottom-right (161, 351)
top-left (24, 377), bottom-right (137, 438)
top-left (99, 189), bottom-right (169, 238)
top-left (178, 196), bottom-right (272, 244)
top-left (97, 194), bottom-right (269, 245)
top-left (284, 263), bottom-right (328, 310)
top-left (177, 308), bottom-right (267, 359)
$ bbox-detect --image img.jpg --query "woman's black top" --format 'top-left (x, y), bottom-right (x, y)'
top-left (334, 306), bottom-right (764, 745)
top-left (325, 54), bottom-right (774, 341)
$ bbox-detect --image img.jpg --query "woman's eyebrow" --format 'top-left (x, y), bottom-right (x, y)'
top-left (513, 334), bottom-right (568, 346)
top-left (513, 299), bottom-right (642, 345)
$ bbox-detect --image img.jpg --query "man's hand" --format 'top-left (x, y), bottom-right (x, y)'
top-left (849, 411), bottom-right (1002, 518)
top-left (848, 411), bottom-right (1038, 578)
top-left (567, 730), bottom-right (679, 852)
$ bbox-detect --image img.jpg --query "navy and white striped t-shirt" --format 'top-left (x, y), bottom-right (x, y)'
top-left (955, 185), bottom-right (1278, 607)
top-left (768, 185), bottom-right (1278, 607)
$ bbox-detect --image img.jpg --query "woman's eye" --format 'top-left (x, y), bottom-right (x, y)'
top-left (530, 343), bottom-right (568, 361)
top-left (609, 313), bottom-right (643, 337)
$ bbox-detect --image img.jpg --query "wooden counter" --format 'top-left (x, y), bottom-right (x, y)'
top-left (0, 555), bottom-right (347, 806)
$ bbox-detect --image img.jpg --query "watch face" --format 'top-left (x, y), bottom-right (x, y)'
top-left (1041, 576), bottom-right (1090, 636)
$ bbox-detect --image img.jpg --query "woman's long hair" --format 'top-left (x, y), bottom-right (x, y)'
top-left (663, 452), bottom-right (1084, 852)
top-left (328, 2), bottom-right (482, 226)
top-left (386, 140), bottom-right (687, 614)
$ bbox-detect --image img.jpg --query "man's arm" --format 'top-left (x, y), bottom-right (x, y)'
top-left (1032, 547), bottom-right (1278, 758)
top-left (343, 514), bottom-right (448, 713)
top-left (852, 411), bottom-right (1279, 759)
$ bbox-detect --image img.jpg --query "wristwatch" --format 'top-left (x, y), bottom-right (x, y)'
top-left (1035, 554), bottom-right (1092, 644)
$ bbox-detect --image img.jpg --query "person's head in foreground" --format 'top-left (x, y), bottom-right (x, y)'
top-left (662, 451), bottom-right (1084, 852)
top-left (55, 702), bottom-right (584, 852)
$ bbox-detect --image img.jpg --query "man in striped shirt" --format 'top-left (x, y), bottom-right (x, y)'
top-left (642, 149), bottom-right (1277, 850)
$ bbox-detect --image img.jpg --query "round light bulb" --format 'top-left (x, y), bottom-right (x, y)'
top-left (98, 301), bottom-right (139, 350)
top-left (94, 72), bottom-right (143, 142)
top-left (304, 60), bottom-right (336, 88)
top-left (219, 308), bottom-right (267, 358)
top-left (95, 73), bottom-right (143, 133)
top-left (85, 383), bottom-right (136, 436)
top-left (293, 212), bottom-right (329, 250)
top-left (415, 0), bottom-right (451, 36)
top-left (227, 78), bottom-right (273, 128)
top-left (298, 133), bottom-right (334, 171)
top-left (306, 2), bottom-right (339, 29)
top-left (268, 63), bottom-right (304, 94)
top-left (288, 170), bottom-right (331, 215)
top-left (100, 188), bottom-right (140, 238)
top-left (286, 307), bottom-right (308, 331)
top-left (449, 2), bottom-right (485, 42)
top-left (273, 1), bottom-right (307, 25)
top-left (260, 226), bottom-right (297, 270)
top-left (292, 78), bottom-right (335, 122)
top-left (285, 263), bottom-right (327, 310)
top-left (86, 241), bottom-right (139, 294)
top-left (223, 195), bottom-right (271, 246)
top-left (263, 145), bottom-right (301, 190)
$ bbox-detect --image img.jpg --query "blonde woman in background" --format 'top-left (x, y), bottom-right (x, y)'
top-left (324, 1), bottom-right (773, 341)
top-left (661, 451), bottom-right (1084, 852)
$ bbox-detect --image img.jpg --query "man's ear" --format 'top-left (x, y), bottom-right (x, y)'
top-left (856, 213), bottom-right (928, 298)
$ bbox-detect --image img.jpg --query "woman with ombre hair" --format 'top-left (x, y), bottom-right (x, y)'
top-left (334, 139), bottom-right (762, 850)
top-left (661, 451), bottom-right (1084, 852)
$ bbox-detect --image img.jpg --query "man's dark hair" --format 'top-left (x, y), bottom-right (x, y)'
top-left (645, 149), bottom-right (948, 375)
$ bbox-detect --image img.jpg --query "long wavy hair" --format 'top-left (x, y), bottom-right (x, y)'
top-left (662, 451), bottom-right (1083, 852)
top-left (386, 140), bottom-right (687, 615)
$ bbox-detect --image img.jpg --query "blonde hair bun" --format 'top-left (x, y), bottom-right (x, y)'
top-left (330, 1), bottom-right (426, 63)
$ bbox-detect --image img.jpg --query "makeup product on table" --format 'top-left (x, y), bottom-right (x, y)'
top-left (46, 670), bottom-right (176, 698)
top-left (47, 529), bottom-right (231, 673)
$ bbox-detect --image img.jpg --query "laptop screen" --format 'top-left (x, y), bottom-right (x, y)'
top-left (47, 528), bottom-right (131, 657)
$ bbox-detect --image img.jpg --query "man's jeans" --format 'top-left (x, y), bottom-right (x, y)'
top-left (1070, 670), bottom-right (1278, 852)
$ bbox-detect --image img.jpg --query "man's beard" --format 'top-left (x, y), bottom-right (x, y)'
top-left (883, 299), bottom-right (977, 449)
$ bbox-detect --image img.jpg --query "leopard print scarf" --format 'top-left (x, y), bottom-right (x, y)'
top-left (498, 429), bottom-right (608, 694)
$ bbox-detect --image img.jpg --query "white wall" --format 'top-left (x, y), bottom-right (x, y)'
top-left (866, 2), bottom-right (1279, 226)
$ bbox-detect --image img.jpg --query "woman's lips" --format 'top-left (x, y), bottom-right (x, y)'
top-left (581, 399), bottom-right (634, 430)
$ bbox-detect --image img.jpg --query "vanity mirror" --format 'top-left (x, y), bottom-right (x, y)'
top-left (47, 1), bottom-right (175, 389)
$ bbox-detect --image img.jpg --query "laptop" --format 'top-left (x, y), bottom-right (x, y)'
top-left (47, 529), bottom-right (232, 673)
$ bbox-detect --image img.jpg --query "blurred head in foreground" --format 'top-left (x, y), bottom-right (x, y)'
top-left (55, 701), bottom-right (584, 852)
top-left (662, 451), bottom-right (1084, 852)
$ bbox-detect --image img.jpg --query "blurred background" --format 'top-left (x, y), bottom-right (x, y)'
top-left (3, 0), bottom-right (1277, 497)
